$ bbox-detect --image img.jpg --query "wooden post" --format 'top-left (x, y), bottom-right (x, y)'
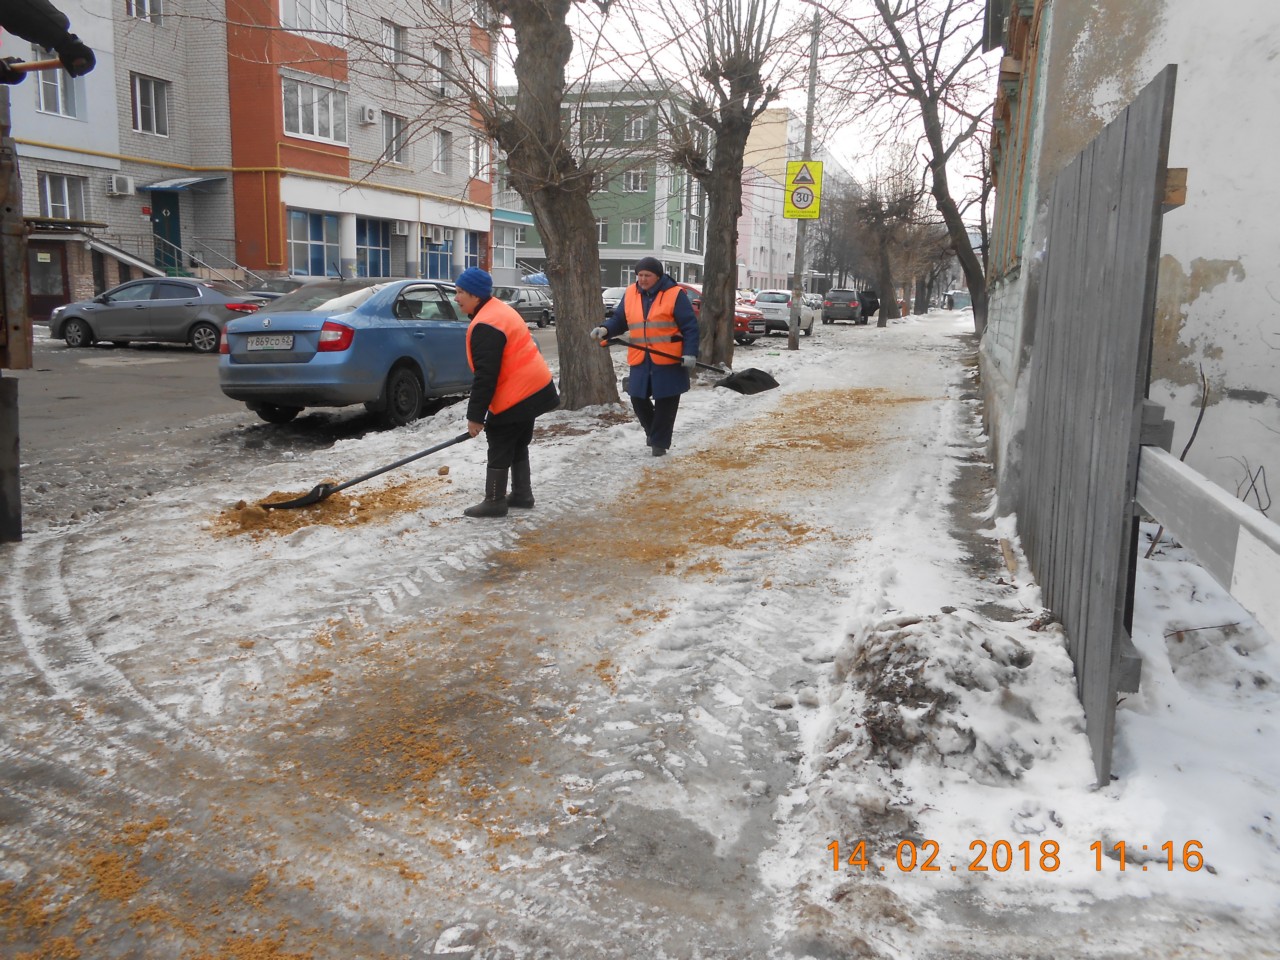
top-left (1, 87), bottom-right (29, 541)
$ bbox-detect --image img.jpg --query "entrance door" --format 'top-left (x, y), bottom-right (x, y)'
top-left (27, 242), bottom-right (69, 322)
top-left (150, 191), bottom-right (182, 274)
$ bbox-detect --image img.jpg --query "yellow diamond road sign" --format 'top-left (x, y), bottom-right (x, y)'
top-left (784, 161), bottom-right (823, 219)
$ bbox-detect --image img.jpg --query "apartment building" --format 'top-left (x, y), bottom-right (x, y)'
top-left (5, 0), bottom-right (496, 320)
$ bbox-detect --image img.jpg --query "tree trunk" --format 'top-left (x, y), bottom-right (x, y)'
top-left (914, 276), bottom-right (927, 315)
top-left (489, 1), bottom-right (618, 409)
top-left (698, 139), bottom-right (748, 367)
top-left (876, 235), bottom-right (897, 327)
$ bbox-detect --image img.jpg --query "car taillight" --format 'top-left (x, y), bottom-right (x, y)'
top-left (225, 303), bottom-right (260, 314)
top-left (823, 300), bottom-right (832, 307)
top-left (219, 338), bottom-right (229, 354)
top-left (317, 320), bottom-right (354, 352)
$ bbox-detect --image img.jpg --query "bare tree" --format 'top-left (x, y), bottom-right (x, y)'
top-left (613, 0), bottom-right (798, 366)
top-left (856, 155), bottom-right (927, 327)
top-left (819, 0), bottom-right (995, 334)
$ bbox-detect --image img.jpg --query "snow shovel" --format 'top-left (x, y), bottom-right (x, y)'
top-left (260, 432), bottom-right (471, 510)
top-left (602, 337), bottom-right (779, 395)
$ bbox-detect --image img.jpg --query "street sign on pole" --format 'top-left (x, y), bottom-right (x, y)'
top-left (783, 161), bottom-right (823, 220)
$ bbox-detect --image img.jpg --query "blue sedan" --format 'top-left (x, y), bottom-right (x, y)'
top-left (219, 278), bottom-right (473, 426)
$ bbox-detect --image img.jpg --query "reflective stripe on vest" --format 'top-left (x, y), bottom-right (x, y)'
top-left (466, 298), bottom-right (553, 415)
top-left (623, 285), bottom-right (682, 366)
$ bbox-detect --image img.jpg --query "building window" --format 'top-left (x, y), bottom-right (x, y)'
top-left (666, 217), bottom-right (680, 247)
top-left (33, 46), bottom-right (79, 117)
top-left (582, 112), bottom-right (606, 142)
top-left (514, 225), bottom-right (526, 245)
top-left (130, 73), bottom-right (170, 136)
top-left (283, 77), bottom-right (347, 144)
top-left (465, 231), bottom-right (481, 269)
top-left (431, 45), bottom-right (452, 97)
top-left (624, 115), bottom-right (647, 141)
top-left (421, 234), bottom-right (452, 279)
top-left (356, 218), bottom-right (391, 277)
top-left (432, 129), bottom-right (452, 174)
top-left (282, 0), bottom-right (346, 37)
top-left (596, 218), bottom-right (608, 243)
top-left (688, 217), bottom-right (703, 252)
top-left (469, 135), bottom-right (490, 179)
top-left (381, 20), bottom-right (407, 62)
top-left (471, 53), bottom-right (489, 88)
top-left (126, 0), bottom-right (163, 22)
top-left (288, 209), bottom-right (340, 276)
top-left (493, 224), bottom-right (516, 269)
top-left (622, 218), bottom-right (645, 245)
top-left (37, 173), bottom-right (86, 220)
top-left (624, 170), bottom-right (648, 194)
top-left (383, 112), bottom-right (406, 163)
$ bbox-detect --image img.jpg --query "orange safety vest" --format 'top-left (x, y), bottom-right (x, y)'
top-left (466, 297), bottom-right (553, 415)
top-left (623, 285), bottom-right (683, 366)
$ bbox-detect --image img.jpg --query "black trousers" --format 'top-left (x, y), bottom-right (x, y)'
top-left (631, 395), bottom-right (680, 450)
top-left (484, 419), bottom-right (535, 470)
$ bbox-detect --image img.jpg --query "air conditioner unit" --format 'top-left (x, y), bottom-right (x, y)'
top-left (393, 220), bottom-right (410, 236)
top-left (360, 105), bottom-right (378, 125)
top-left (107, 174), bottom-right (135, 197)
top-left (429, 225), bottom-right (447, 245)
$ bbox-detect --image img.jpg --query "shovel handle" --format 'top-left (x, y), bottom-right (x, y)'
top-left (603, 337), bottom-right (726, 374)
top-left (326, 431), bottom-right (472, 496)
top-left (10, 59), bottom-right (65, 74)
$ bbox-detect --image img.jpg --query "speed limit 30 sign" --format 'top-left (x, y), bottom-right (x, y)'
top-left (783, 161), bottom-right (823, 219)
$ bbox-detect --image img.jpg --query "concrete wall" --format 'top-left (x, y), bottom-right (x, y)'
top-left (983, 0), bottom-right (1280, 514)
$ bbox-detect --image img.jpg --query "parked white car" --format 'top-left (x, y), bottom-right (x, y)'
top-left (753, 289), bottom-right (815, 336)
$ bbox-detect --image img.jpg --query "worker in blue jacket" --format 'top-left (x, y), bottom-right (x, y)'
top-left (591, 257), bottom-right (699, 457)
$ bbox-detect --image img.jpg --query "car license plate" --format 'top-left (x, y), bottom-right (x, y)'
top-left (246, 334), bottom-right (294, 351)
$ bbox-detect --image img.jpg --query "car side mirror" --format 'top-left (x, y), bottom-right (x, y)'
top-left (94, 294), bottom-right (110, 304)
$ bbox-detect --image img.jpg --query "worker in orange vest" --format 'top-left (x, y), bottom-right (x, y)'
top-left (591, 256), bottom-right (699, 456)
top-left (455, 268), bottom-right (559, 518)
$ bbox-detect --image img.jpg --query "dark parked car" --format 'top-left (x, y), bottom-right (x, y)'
top-left (494, 284), bottom-right (555, 327)
top-left (822, 288), bottom-right (863, 325)
top-left (219, 278), bottom-right (473, 426)
top-left (246, 277), bottom-right (307, 300)
top-left (48, 278), bottom-right (264, 353)
top-left (602, 286), bottom-right (627, 319)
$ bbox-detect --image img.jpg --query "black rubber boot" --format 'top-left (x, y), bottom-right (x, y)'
top-left (508, 460), bottom-right (534, 509)
top-left (464, 467), bottom-right (509, 518)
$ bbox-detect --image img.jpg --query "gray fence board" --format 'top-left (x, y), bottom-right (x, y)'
top-left (1015, 66), bottom-right (1177, 785)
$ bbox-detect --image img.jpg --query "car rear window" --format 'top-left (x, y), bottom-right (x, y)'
top-left (757, 292), bottom-right (790, 303)
top-left (258, 280), bottom-right (390, 313)
top-left (826, 290), bottom-right (857, 302)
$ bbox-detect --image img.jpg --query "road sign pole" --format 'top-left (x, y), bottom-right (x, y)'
top-left (788, 11), bottom-right (820, 351)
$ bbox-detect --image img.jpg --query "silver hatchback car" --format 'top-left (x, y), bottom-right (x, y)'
top-left (48, 278), bottom-right (264, 354)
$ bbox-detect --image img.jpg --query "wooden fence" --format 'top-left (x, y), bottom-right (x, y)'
top-left (1015, 66), bottom-right (1177, 785)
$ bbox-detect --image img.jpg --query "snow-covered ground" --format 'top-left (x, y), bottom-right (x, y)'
top-left (2, 311), bottom-right (1276, 958)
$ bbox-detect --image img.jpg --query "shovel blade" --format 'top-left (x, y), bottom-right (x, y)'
top-left (714, 368), bottom-right (779, 394)
top-left (261, 483), bottom-right (334, 510)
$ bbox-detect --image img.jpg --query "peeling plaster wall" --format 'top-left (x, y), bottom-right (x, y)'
top-left (986, 0), bottom-right (1280, 514)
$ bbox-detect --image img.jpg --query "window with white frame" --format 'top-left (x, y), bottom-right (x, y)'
top-left (688, 217), bottom-right (703, 252)
top-left (492, 224), bottom-right (516, 269)
top-left (126, 0), bottom-right (163, 23)
top-left (596, 218), bottom-right (608, 243)
top-left (33, 46), bottom-right (79, 117)
top-left (581, 112), bottom-right (606, 141)
top-left (382, 112), bottom-right (406, 163)
top-left (282, 77), bottom-right (347, 144)
top-left (514, 225), bottom-right (526, 244)
top-left (282, 0), bottom-right (346, 37)
top-left (624, 114), bottom-right (647, 141)
top-left (130, 73), bottom-right (169, 136)
top-left (355, 218), bottom-right (391, 277)
top-left (431, 129), bottom-right (452, 174)
top-left (431, 45), bottom-right (452, 96)
top-left (37, 172), bottom-right (86, 220)
top-left (669, 168), bottom-right (685, 200)
top-left (288, 209), bottom-right (340, 276)
top-left (471, 53), bottom-right (489, 87)
top-left (666, 217), bottom-right (680, 247)
top-left (622, 218), bottom-right (645, 245)
top-left (468, 135), bottom-right (490, 179)
top-left (623, 170), bottom-right (648, 193)
top-left (381, 20), bottom-right (407, 62)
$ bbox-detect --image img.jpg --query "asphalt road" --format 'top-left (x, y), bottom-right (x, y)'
top-left (9, 325), bottom-right (558, 532)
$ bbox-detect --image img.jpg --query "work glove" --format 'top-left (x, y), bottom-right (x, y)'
top-left (56, 34), bottom-right (95, 77)
top-left (0, 58), bottom-right (25, 85)
top-left (681, 354), bottom-right (697, 372)
top-left (589, 326), bottom-right (609, 342)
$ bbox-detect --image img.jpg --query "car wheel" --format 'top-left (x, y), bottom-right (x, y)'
top-left (190, 322), bottom-right (220, 354)
top-left (252, 403), bottom-right (302, 424)
top-left (381, 365), bottom-right (423, 428)
top-left (537, 313), bottom-right (548, 328)
top-left (803, 322), bottom-right (813, 336)
top-left (62, 318), bottom-right (95, 348)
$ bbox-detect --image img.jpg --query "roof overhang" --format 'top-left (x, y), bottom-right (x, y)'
top-left (138, 176), bottom-right (227, 192)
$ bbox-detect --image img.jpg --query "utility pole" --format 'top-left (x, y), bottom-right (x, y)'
top-left (1, 88), bottom-right (30, 542)
top-left (787, 10), bottom-right (820, 351)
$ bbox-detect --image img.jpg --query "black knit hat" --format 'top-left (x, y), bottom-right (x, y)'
top-left (633, 256), bottom-right (664, 277)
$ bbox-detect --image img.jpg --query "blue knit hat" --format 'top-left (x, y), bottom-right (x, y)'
top-left (455, 267), bottom-right (493, 298)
